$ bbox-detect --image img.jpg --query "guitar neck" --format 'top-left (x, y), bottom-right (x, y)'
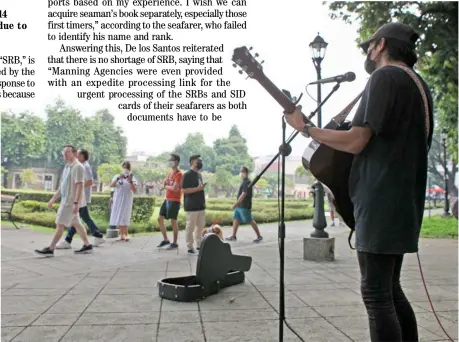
top-left (256, 73), bottom-right (297, 114)
top-left (254, 73), bottom-right (316, 127)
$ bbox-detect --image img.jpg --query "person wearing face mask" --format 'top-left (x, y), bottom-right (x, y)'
top-left (225, 167), bottom-right (262, 242)
top-left (181, 154), bottom-right (206, 255)
top-left (109, 161), bottom-right (137, 241)
top-left (157, 154), bottom-right (183, 250)
top-left (284, 22), bottom-right (433, 342)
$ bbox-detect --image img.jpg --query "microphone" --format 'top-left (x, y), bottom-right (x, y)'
top-left (308, 72), bottom-right (356, 85)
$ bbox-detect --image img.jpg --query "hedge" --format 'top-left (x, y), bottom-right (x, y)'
top-left (3, 189), bottom-right (155, 226)
top-left (4, 189), bottom-right (314, 233)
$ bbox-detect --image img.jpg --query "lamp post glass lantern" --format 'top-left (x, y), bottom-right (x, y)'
top-left (309, 33), bottom-right (328, 129)
top-left (441, 129), bottom-right (450, 216)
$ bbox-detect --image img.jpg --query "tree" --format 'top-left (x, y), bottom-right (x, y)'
top-left (147, 152), bottom-right (172, 167)
top-left (295, 165), bottom-right (315, 184)
top-left (89, 109), bottom-right (127, 174)
top-left (173, 133), bottom-right (216, 172)
top-left (213, 125), bottom-right (254, 175)
top-left (1, 111), bottom-right (46, 167)
top-left (45, 99), bottom-right (94, 176)
top-left (97, 163), bottom-right (123, 191)
top-left (135, 165), bottom-right (169, 195)
top-left (326, 1), bottom-right (458, 161)
top-left (428, 134), bottom-right (457, 196)
top-left (264, 174), bottom-right (294, 197)
top-left (20, 169), bottom-right (37, 189)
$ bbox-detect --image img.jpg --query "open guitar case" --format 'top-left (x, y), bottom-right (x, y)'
top-left (157, 234), bottom-right (252, 302)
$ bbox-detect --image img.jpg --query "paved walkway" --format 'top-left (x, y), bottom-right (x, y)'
top-left (1, 216), bottom-right (457, 341)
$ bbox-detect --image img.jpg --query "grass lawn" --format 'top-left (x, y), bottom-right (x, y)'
top-left (421, 215), bottom-right (458, 239)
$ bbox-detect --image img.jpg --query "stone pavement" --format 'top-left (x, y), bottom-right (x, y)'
top-left (1, 216), bottom-right (457, 342)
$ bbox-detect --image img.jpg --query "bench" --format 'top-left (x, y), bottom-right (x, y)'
top-left (1, 194), bottom-right (20, 229)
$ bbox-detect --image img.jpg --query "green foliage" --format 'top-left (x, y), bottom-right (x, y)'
top-left (45, 99), bottom-right (95, 169)
top-left (421, 215), bottom-right (457, 238)
top-left (1, 111), bottom-right (46, 167)
top-left (20, 200), bottom-right (58, 212)
top-left (2, 189), bottom-right (54, 202)
top-left (213, 125), bottom-right (254, 175)
top-left (3, 99), bottom-right (127, 190)
top-left (88, 109), bottom-right (127, 168)
top-left (3, 189), bottom-right (154, 224)
top-left (97, 163), bottom-right (123, 185)
top-left (173, 133), bottom-right (216, 172)
top-left (427, 134), bottom-right (458, 195)
top-left (20, 169), bottom-right (37, 188)
top-left (326, 1), bottom-right (458, 161)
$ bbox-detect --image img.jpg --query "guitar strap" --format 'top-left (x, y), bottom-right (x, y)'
top-left (392, 65), bottom-right (431, 140)
top-left (348, 66), bottom-right (431, 250)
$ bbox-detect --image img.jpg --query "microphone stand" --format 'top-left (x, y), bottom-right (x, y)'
top-left (249, 81), bottom-right (342, 341)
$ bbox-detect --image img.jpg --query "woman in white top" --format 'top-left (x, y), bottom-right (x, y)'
top-left (109, 161), bottom-right (137, 241)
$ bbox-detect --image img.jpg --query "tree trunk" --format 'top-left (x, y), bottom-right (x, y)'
top-left (448, 162), bottom-right (458, 197)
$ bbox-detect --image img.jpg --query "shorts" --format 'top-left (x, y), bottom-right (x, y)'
top-left (328, 200), bottom-right (335, 212)
top-left (159, 200), bottom-right (180, 220)
top-left (55, 205), bottom-right (81, 226)
top-left (233, 208), bottom-right (253, 224)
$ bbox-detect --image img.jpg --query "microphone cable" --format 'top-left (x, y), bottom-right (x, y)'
top-left (416, 252), bottom-right (455, 341)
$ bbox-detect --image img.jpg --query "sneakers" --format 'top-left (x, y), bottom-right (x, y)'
top-left (253, 236), bottom-right (263, 243)
top-left (225, 236), bottom-right (237, 241)
top-left (166, 243), bottom-right (178, 250)
top-left (34, 247), bottom-right (54, 257)
top-left (157, 240), bottom-right (170, 248)
top-left (74, 244), bottom-right (93, 254)
top-left (55, 240), bottom-right (71, 249)
top-left (93, 237), bottom-right (105, 247)
top-left (187, 248), bottom-right (197, 255)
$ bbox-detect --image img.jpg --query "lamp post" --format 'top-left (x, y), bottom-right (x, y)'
top-left (309, 33), bottom-right (329, 238)
top-left (441, 129), bottom-right (450, 216)
top-left (309, 33), bottom-right (328, 129)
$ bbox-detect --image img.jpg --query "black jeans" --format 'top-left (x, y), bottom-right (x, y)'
top-left (358, 251), bottom-right (418, 342)
top-left (66, 206), bottom-right (103, 243)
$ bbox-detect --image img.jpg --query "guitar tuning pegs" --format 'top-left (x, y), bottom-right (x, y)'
top-left (238, 70), bottom-right (243, 74)
top-left (260, 60), bottom-right (265, 64)
top-left (232, 63), bottom-right (237, 68)
top-left (249, 46), bottom-right (253, 50)
top-left (254, 53), bottom-right (259, 58)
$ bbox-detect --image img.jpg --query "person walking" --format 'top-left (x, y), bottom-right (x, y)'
top-left (35, 145), bottom-right (93, 256)
top-left (225, 167), bottom-right (262, 242)
top-left (56, 149), bottom-right (105, 249)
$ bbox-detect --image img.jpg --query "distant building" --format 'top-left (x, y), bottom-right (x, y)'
top-left (124, 152), bottom-right (153, 168)
top-left (253, 155), bottom-right (312, 198)
top-left (7, 167), bottom-right (60, 191)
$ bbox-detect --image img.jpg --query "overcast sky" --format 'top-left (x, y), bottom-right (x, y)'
top-left (3, 0), bottom-right (370, 157)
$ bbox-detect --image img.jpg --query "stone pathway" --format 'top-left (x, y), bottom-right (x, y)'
top-left (1, 216), bottom-right (457, 341)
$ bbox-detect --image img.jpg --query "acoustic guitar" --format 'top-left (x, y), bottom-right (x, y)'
top-left (231, 46), bottom-right (362, 229)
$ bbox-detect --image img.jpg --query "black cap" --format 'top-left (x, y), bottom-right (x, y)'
top-left (359, 22), bottom-right (419, 53)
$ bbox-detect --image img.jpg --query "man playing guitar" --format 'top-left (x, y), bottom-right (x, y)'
top-left (285, 23), bottom-right (433, 342)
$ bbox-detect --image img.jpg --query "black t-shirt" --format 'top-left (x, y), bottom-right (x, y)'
top-left (237, 178), bottom-right (252, 209)
top-left (182, 169), bottom-right (205, 212)
top-left (349, 66), bottom-right (433, 254)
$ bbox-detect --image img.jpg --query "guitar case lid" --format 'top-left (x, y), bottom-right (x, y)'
top-left (157, 234), bottom-right (252, 302)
